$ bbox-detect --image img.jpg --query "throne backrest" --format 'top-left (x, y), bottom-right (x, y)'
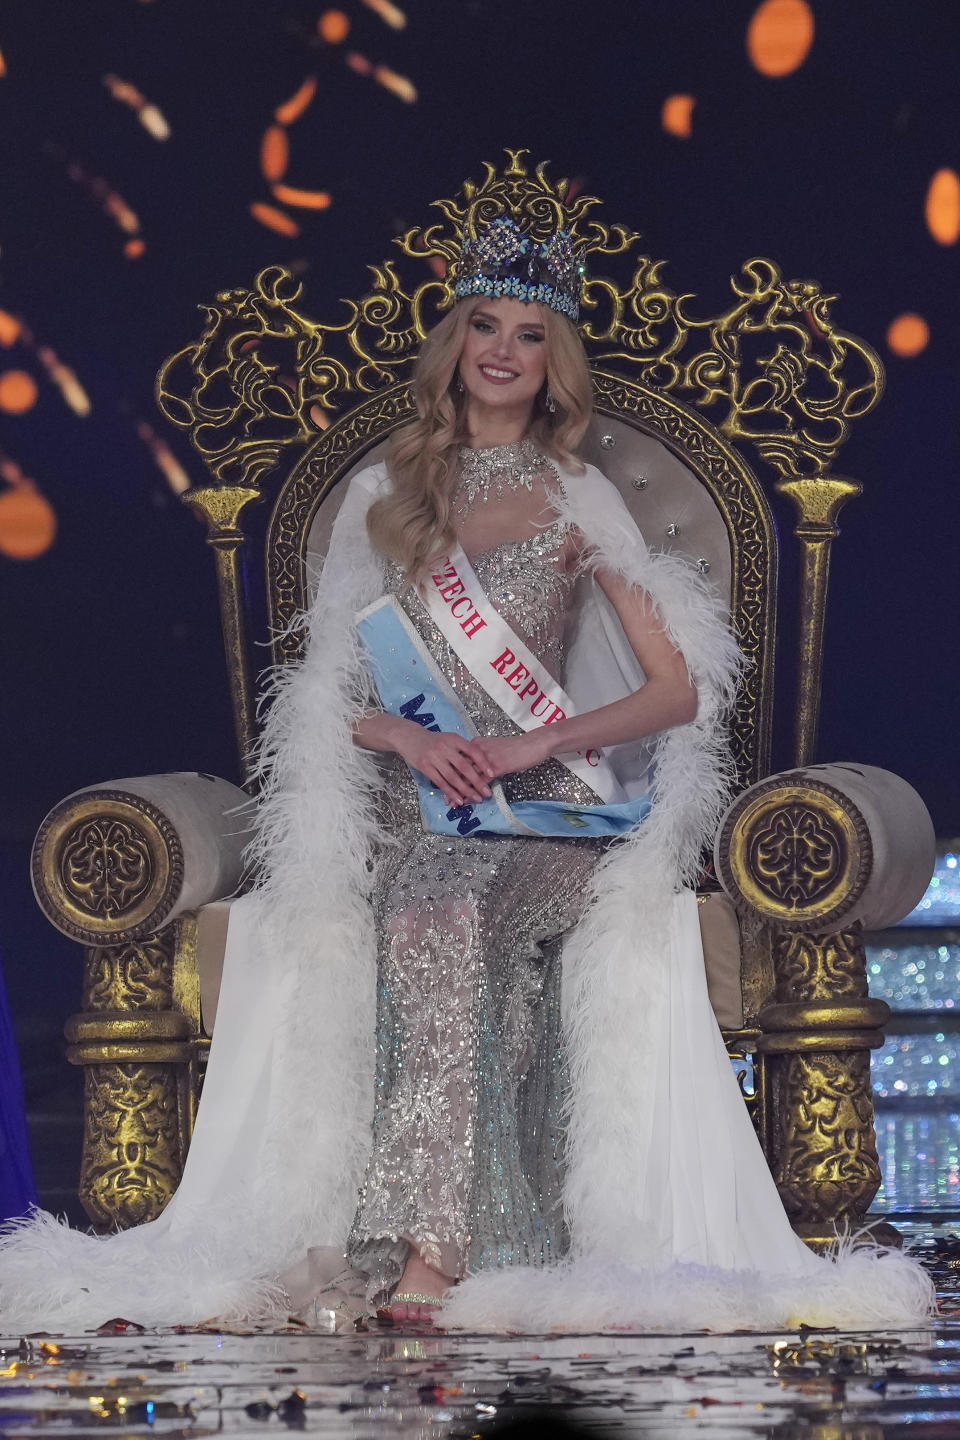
top-left (306, 418), bottom-right (732, 603)
top-left (157, 147), bottom-right (883, 930)
top-left (159, 151), bottom-right (881, 803)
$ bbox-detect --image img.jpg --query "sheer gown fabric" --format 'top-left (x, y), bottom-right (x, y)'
top-left (347, 455), bottom-right (606, 1306)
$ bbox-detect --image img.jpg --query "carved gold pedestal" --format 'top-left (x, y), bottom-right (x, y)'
top-left (759, 927), bottom-right (889, 1247)
top-left (65, 926), bottom-right (201, 1229)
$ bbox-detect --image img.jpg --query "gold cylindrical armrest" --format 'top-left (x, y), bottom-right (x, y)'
top-left (714, 762), bottom-right (935, 933)
top-left (31, 771), bottom-right (251, 946)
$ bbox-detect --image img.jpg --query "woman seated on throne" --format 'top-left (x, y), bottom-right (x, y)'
top-left (0, 218), bottom-right (934, 1333)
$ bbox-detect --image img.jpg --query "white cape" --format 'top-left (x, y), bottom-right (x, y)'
top-left (0, 462), bottom-right (934, 1333)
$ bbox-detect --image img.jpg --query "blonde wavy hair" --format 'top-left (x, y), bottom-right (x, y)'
top-left (366, 296), bottom-right (594, 579)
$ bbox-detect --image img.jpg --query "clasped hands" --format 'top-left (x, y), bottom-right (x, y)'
top-left (397, 721), bottom-right (552, 809)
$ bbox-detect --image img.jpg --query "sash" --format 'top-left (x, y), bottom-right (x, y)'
top-left (356, 593), bottom-right (652, 840)
top-left (421, 543), bottom-right (624, 802)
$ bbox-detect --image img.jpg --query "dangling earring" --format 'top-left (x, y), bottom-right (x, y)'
top-left (455, 374), bottom-right (465, 394)
top-left (545, 387), bottom-right (557, 414)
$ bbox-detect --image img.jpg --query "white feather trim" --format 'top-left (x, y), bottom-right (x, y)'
top-left (442, 1242), bottom-right (936, 1334)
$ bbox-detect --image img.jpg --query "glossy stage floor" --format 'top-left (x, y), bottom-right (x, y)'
top-left (1, 1236), bottom-right (959, 1440)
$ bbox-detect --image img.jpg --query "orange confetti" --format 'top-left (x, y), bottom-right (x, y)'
top-left (0, 45), bottom-right (6, 76)
top-left (274, 76), bottom-right (317, 125)
top-left (346, 51), bottom-right (373, 76)
top-left (925, 168), bottom-right (960, 245)
top-left (103, 74), bottom-right (171, 140)
top-left (36, 347), bottom-right (91, 416)
top-left (0, 310), bottom-right (21, 346)
top-left (104, 192), bottom-right (140, 234)
top-left (124, 237), bottom-right (146, 258)
top-left (271, 183), bottom-right (331, 210)
top-left (136, 420), bottom-right (191, 494)
top-left (747, 0), bottom-right (814, 77)
top-left (261, 125), bottom-right (290, 182)
top-left (373, 65), bottom-right (417, 103)
top-left (886, 312), bottom-right (929, 357)
top-left (64, 156), bottom-right (142, 244)
top-left (0, 370), bottom-right (38, 414)
top-left (362, 0), bottom-right (406, 29)
top-left (318, 10), bottom-right (350, 43)
top-left (662, 93), bottom-right (695, 138)
top-left (0, 483), bottom-right (56, 559)
top-left (250, 202), bottom-right (300, 237)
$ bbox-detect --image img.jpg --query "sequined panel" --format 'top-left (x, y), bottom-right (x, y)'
top-left (869, 851), bottom-right (960, 1216)
top-left (901, 850), bottom-right (960, 925)
top-left (869, 940), bottom-right (960, 1011)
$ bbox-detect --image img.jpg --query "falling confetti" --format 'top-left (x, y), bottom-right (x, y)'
top-left (51, 147), bottom-right (146, 253)
top-left (887, 312), bottom-right (930, 357)
top-left (0, 44), bottom-right (7, 76)
top-left (317, 10), bottom-right (350, 43)
top-left (747, 0), bottom-right (814, 77)
top-left (271, 182), bottom-right (331, 210)
top-left (36, 346), bottom-right (91, 416)
top-left (0, 310), bottom-right (92, 415)
top-left (0, 310), bottom-right (22, 346)
top-left (250, 201), bottom-right (300, 237)
top-left (0, 449), bottom-right (56, 560)
top-left (135, 420), bottom-right (191, 494)
top-left (925, 168), bottom-right (960, 245)
top-left (662, 94), bottom-right (695, 137)
top-left (103, 74), bottom-right (171, 140)
top-left (373, 64), bottom-right (416, 102)
top-left (0, 371), bottom-right (38, 414)
top-left (362, 0), bottom-right (407, 29)
top-left (256, 71), bottom-right (333, 229)
top-left (344, 51), bottom-right (416, 100)
top-left (261, 125), bottom-right (290, 182)
top-left (274, 75), bottom-right (317, 124)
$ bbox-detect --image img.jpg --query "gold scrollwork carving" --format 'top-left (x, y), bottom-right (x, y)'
top-left (32, 791), bottom-right (183, 945)
top-left (772, 1050), bottom-right (882, 1223)
top-left (774, 926), bottom-right (868, 1005)
top-left (157, 147), bottom-right (880, 503)
top-left (84, 934), bottom-right (176, 1013)
top-left (749, 804), bottom-right (844, 908)
top-left (717, 777), bottom-right (872, 929)
top-left (61, 817), bottom-right (154, 919)
top-left (80, 1062), bottom-right (184, 1228)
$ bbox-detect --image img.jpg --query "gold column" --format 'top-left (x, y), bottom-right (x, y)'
top-left (775, 476), bottom-right (861, 767)
top-left (66, 929), bottom-right (193, 1229)
top-left (758, 927), bottom-right (889, 1245)
top-left (181, 485), bottom-right (262, 785)
top-left (716, 776), bottom-right (887, 1243)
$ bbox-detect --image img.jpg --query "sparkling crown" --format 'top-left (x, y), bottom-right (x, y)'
top-left (452, 216), bottom-right (585, 321)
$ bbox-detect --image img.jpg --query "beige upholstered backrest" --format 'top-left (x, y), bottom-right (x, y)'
top-left (304, 414), bottom-right (732, 614)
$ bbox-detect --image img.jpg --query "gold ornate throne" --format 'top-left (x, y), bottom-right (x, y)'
top-left (31, 151), bottom-right (935, 1242)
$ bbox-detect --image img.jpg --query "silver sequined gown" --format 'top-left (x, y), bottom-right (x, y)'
top-left (346, 492), bottom-right (605, 1305)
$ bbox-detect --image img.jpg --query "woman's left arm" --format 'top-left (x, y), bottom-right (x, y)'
top-left (469, 566), bottom-right (697, 779)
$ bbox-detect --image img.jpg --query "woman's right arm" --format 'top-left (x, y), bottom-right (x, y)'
top-left (353, 712), bottom-right (494, 808)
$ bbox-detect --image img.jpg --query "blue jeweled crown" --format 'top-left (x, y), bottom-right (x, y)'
top-left (452, 216), bottom-right (585, 321)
